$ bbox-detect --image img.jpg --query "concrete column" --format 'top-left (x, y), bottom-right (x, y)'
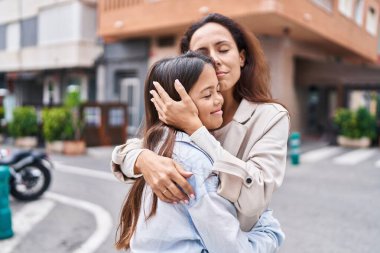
top-left (262, 36), bottom-right (300, 132)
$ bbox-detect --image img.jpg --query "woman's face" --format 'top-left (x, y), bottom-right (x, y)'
top-left (189, 23), bottom-right (245, 95)
top-left (189, 64), bottom-right (224, 130)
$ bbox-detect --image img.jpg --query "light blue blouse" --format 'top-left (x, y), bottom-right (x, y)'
top-left (129, 132), bottom-right (284, 253)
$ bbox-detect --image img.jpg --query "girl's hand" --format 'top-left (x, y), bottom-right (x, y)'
top-left (150, 80), bottom-right (203, 135)
top-left (136, 150), bottom-right (195, 203)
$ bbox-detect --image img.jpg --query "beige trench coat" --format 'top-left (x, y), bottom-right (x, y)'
top-left (111, 99), bottom-right (290, 231)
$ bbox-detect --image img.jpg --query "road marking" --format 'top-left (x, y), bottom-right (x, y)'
top-left (333, 149), bottom-right (378, 166)
top-left (0, 199), bottom-right (56, 253)
top-left (300, 146), bottom-right (343, 163)
top-left (54, 162), bottom-right (117, 182)
top-left (45, 192), bottom-right (113, 253)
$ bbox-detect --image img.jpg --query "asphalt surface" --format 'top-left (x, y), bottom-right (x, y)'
top-left (1, 142), bottom-right (380, 253)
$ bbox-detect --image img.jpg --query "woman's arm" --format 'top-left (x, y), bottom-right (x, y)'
top-left (181, 152), bottom-right (284, 253)
top-left (150, 81), bottom-right (289, 230)
top-left (111, 138), bottom-right (194, 202)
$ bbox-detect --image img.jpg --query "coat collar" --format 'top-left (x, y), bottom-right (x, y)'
top-left (232, 99), bottom-right (258, 124)
top-left (219, 99), bottom-right (258, 156)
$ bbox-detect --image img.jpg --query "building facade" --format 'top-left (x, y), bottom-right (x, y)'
top-left (0, 0), bottom-right (102, 108)
top-left (98, 0), bottom-right (380, 137)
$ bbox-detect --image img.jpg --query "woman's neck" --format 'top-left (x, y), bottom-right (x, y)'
top-left (221, 89), bottom-right (239, 127)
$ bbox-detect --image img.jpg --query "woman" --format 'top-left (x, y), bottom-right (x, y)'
top-left (115, 51), bottom-right (284, 252)
top-left (112, 13), bottom-right (289, 232)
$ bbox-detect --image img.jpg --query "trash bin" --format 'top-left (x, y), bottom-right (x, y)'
top-left (289, 132), bottom-right (301, 165)
top-left (0, 165), bottom-right (13, 239)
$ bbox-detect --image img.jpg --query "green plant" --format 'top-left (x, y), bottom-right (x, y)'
top-left (64, 86), bottom-right (83, 140)
top-left (0, 106), bottom-right (4, 119)
top-left (334, 107), bottom-right (377, 140)
top-left (42, 107), bottom-right (75, 141)
top-left (8, 106), bottom-right (38, 137)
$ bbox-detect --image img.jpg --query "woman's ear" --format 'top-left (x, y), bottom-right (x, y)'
top-left (239, 50), bottom-right (246, 67)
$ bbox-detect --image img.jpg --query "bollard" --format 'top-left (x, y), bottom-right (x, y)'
top-left (289, 132), bottom-right (301, 165)
top-left (0, 165), bottom-right (13, 239)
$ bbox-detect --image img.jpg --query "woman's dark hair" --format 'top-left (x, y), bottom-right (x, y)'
top-left (181, 13), bottom-right (276, 104)
top-left (115, 51), bottom-right (214, 250)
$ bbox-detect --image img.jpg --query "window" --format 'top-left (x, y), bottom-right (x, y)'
top-left (0, 25), bottom-right (5, 50)
top-left (84, 107), bottom-right (101, 127)
top-left (119, 77), bottom-right (140, 135)
top-left (366, 6), bottom-right (378, 36)
top-left (6, 22), bottom-right (20, 51)
top-left (39, 1), bottom-right (97, 46)
top-left (21, 17), bottom-right (38, 48)
top-left (43, 78), bottom-right (60, 105)
top-left (312, 0), bottom-right (333, 12)
top-left (109, 108), bottom-right (125, 127)
top-left (338, 0), bottom-right (354, 18)
top-left (354, 0), bottom-right (364, 25)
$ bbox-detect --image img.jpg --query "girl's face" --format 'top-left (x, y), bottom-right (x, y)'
top-left (189, 23), bottom-right (245, 95)
top-left (189, 64), bottom-right (224, 130)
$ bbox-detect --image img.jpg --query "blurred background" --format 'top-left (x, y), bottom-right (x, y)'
top-left (0, 0), bottom-right (380, 252)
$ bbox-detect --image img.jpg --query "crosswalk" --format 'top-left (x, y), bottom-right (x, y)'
top-left (300, 146), bottom-right (380, 166)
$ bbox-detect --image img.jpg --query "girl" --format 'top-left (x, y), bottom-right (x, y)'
top-left (115, 51), bottom-right (284, 252)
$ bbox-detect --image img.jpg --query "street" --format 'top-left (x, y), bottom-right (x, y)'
top-left (1, 144), bottom-right (380, 253)
top-left (272, 146), bottom-right (380, 253)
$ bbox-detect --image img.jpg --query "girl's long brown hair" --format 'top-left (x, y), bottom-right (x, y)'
top-left (180, 13), bottom-right (277, 104)
top-left (115, 52), bottom-right (214, 250)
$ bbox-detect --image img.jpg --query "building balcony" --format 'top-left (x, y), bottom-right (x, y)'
top-left (98, 0), bottom-right (379, 62)
top-left (0, 41), bottom-right (103, 72)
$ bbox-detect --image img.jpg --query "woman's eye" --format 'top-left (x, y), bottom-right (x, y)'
top-left (204, 94), bottom-right (211, 99)
top-left (219, 48), bottom-right (229, 53)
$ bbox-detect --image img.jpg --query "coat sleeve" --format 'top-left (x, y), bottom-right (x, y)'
top-left (190, 111), bottom-right (290, 231)
top-left (184, 158), bottom-right (284, 253)
top-left (110, 138), bottom-right (144, 183)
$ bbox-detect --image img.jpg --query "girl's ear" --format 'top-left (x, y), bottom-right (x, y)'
top-left (239, 50), bottom-right (246, 67)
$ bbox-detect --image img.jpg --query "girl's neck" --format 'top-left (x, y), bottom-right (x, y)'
top-left (221, 89), bottom-right (239, 128)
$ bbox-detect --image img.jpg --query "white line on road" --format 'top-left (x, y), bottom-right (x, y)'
top-left (45, 192), bottom-right (113, 253)
top-left (0, 199), bottom-right (56, 253)
top-left (301, 146), bottom-right (343, 163)
top-left (333, 148), bottom-right (378, 166)
top-left (54, 162), bottom-right (117, 182)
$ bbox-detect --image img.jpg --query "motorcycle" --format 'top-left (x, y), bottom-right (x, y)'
top-left (0, 148), bottom-right (53, 201)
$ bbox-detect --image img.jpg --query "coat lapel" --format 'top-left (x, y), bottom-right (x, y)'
top-left (222, 99), bottom-right (258, 157)
top-left (222, 121), bottom-right (248, 156)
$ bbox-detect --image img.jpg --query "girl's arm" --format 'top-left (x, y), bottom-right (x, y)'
top-left (111, 139), bottom-right (194, 202)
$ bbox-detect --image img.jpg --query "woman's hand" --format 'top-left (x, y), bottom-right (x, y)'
top-left (150, 80), bottom-right (203, 135)
top-left (136, 149), bottom-right (195, 203)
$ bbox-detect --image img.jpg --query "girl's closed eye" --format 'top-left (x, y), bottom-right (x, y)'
top-left (204, 92), bottom-right (212, 99)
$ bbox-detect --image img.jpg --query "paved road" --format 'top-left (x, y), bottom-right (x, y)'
top-left (271, 146), bottom-right (380, 253)
top-left (1, 146), bottom-right (130, 253)
top-left (1, 144), bottom-right (380, 252)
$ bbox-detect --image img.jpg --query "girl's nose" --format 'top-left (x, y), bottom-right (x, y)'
top-left (214, 93), bottom-right (224, 105)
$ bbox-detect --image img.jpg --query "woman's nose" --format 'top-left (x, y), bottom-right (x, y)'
top-left (210, 51), bottom-right (221, 65)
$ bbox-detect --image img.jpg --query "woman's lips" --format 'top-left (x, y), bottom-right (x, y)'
top-left (216, 71), bottom-right (227, 77)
